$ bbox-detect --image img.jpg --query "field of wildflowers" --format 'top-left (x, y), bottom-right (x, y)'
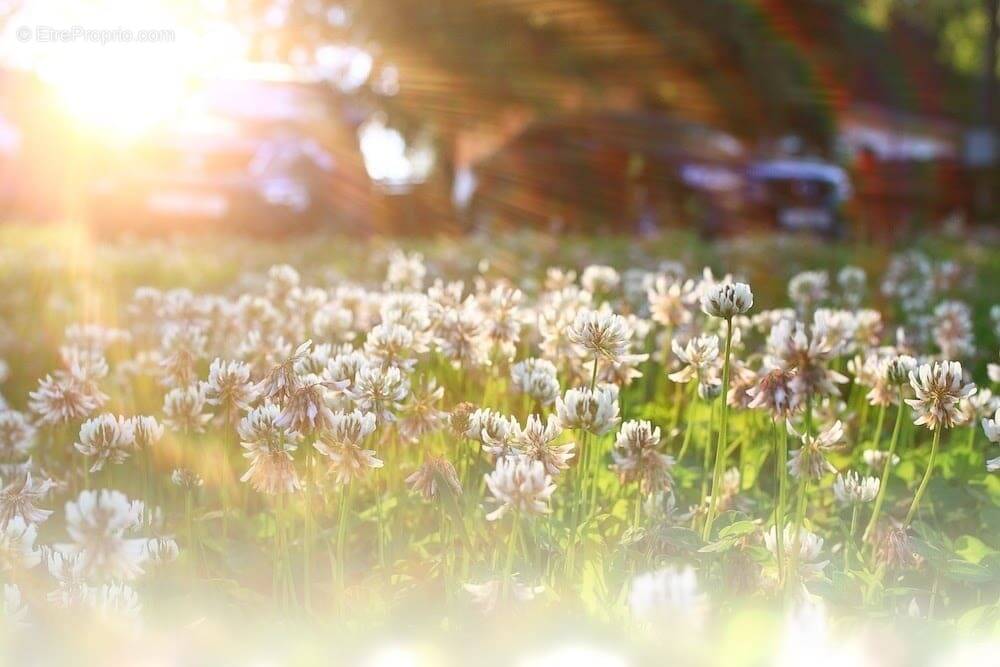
top-left (0, 224), bottom-right (997, 665)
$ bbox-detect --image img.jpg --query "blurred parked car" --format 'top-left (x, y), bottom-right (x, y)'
top-left (465, 111), bottom-right (747, 236)
top-left (86, 68), bottom-right (371, 234)
top-left (746, 158), bottom-right (851, 238)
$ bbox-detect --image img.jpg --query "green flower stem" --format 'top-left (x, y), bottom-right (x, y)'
top-left (774, 423), bottom-right (788, 585)
top-left (845, 503), bottom-right (859, 571)
top-left (863, 389), bottom-right (906, 542)
top-left (501, 513), bottom-right (521, 600)
top-left (375, 471), bottom-right (386, 570)
top-left (303, 435), bottom-right (315, 610)
top-left (702, 318), bottom-right (734, 541)
top-left (869, 402), bottom-right (887, 457)
top-left (698, 398), bottom-right (717, 520)
top-left (675, 386), bottom-right (696, 463)
top-left (904, 423), bottom-right (942, 527)
top-left (336, 481), bottom-right (354, 591)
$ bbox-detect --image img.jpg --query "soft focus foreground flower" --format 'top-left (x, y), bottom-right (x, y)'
top-left (628, 566), bottom-right (706, 628)
top-left (64, 490), bottom-right (146, 579)
top-left (701, 282), bottom-right (753, 319)
top-left (556, 385), bottom-right (620, 435)
top-left (906, 361), bottom-right (976, 430)
top-left (484, 456), bottom-right (556, 521)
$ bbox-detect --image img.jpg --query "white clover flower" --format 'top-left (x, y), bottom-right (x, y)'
top-left (0, 473), bottom-right (53, 527)
top-left (787, 420), bottom-right (845, 480)
top-left (479, 412), bottom-right (521, 460)
top-left (204, 358), bottom-right (259, 413)
top-left (515, 414), bottom-right (574, 475)
top-left (143, 537), bottom-right (179, 566)
top-left (764, 524), bottom-right (828, 581)
top-left (511, 358), bottom-right (561, 407)
top-left (0, 517), bottom-right (41, 572)
top-left (255, 340), bottom-right (311, 402)
top-left (984, 408), bottom-right (1000, 443)
top-left (463, 576), bottom-right (544, 613)
top-left (64, 490), bottom-right (146, 580)
top-left (862, 449), bottom-right (900, 472)
top-left (406, 455), bottom-right (462, 500)
top-left (833, 471), bottom-right (880, 505)
top-left (484, 456), bottom-right (556, 521)
top-left (906, 361), bottom-right (976, 430)
top-left (837, 265), bottom-right (867, 307)
top-left (766, 319), bottom-right (847, 399)
top-left (276, 379), bottom-right (338, 433)
top-left (481, 284), bottom-right (523, 362)
top-left (580, 265), bottom-right (620, 294)
top-left (74, 414), bottom-right (137, 472)
top-left (646, 275), bottom-right (696, 329)
top-left (238, 404), bottom-right (302, 495)
top-left (555, 385), bottom-right (620, 436)
top-left (398, 378), bottom-right (446, 443)
top-left (812, 309), bottom-right (857, 356)
top-left (364, 322), bottom-right (424, 371)
top-left (91, 581), bottom-right (141, 621)
top-left (3, 584), bottom-right (27, 628)
top-left (163, 384), bottom-right (213, 434)
top-left (668, 335), bottom-right (719, 385)
top-left (747, 367), bottom-right (800, 418)
top-left (700, 282), bottom-right (753, 319)
top-left (628, 566), bottom-right (706, 628)
top-left (130, 415), bottom-right (164, 450)
top-left (29, 372), bottom-right (104, 426)
top-left (45, 549), bottom-right (90, 609)
top-left (0, 409), bottom-right (35, 460)
top-left (611, 419), bottom-right (674, 493)
top-left (931, 300), bottom-right (975, 360)
top-left (314, 410), bottom-right (382, 485)
top-left (158, 324), bottom-right (208, 389)
top-left (788, 271), bottom-right (829, 312)
top-left (347, 363), bottom-right (409, 423)
top-left (384, 249), bottom-right (426, 291)
top-left (170, 468), bottom-right (204, 489)
top-left (566, 309), bottom-right (631, 362)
